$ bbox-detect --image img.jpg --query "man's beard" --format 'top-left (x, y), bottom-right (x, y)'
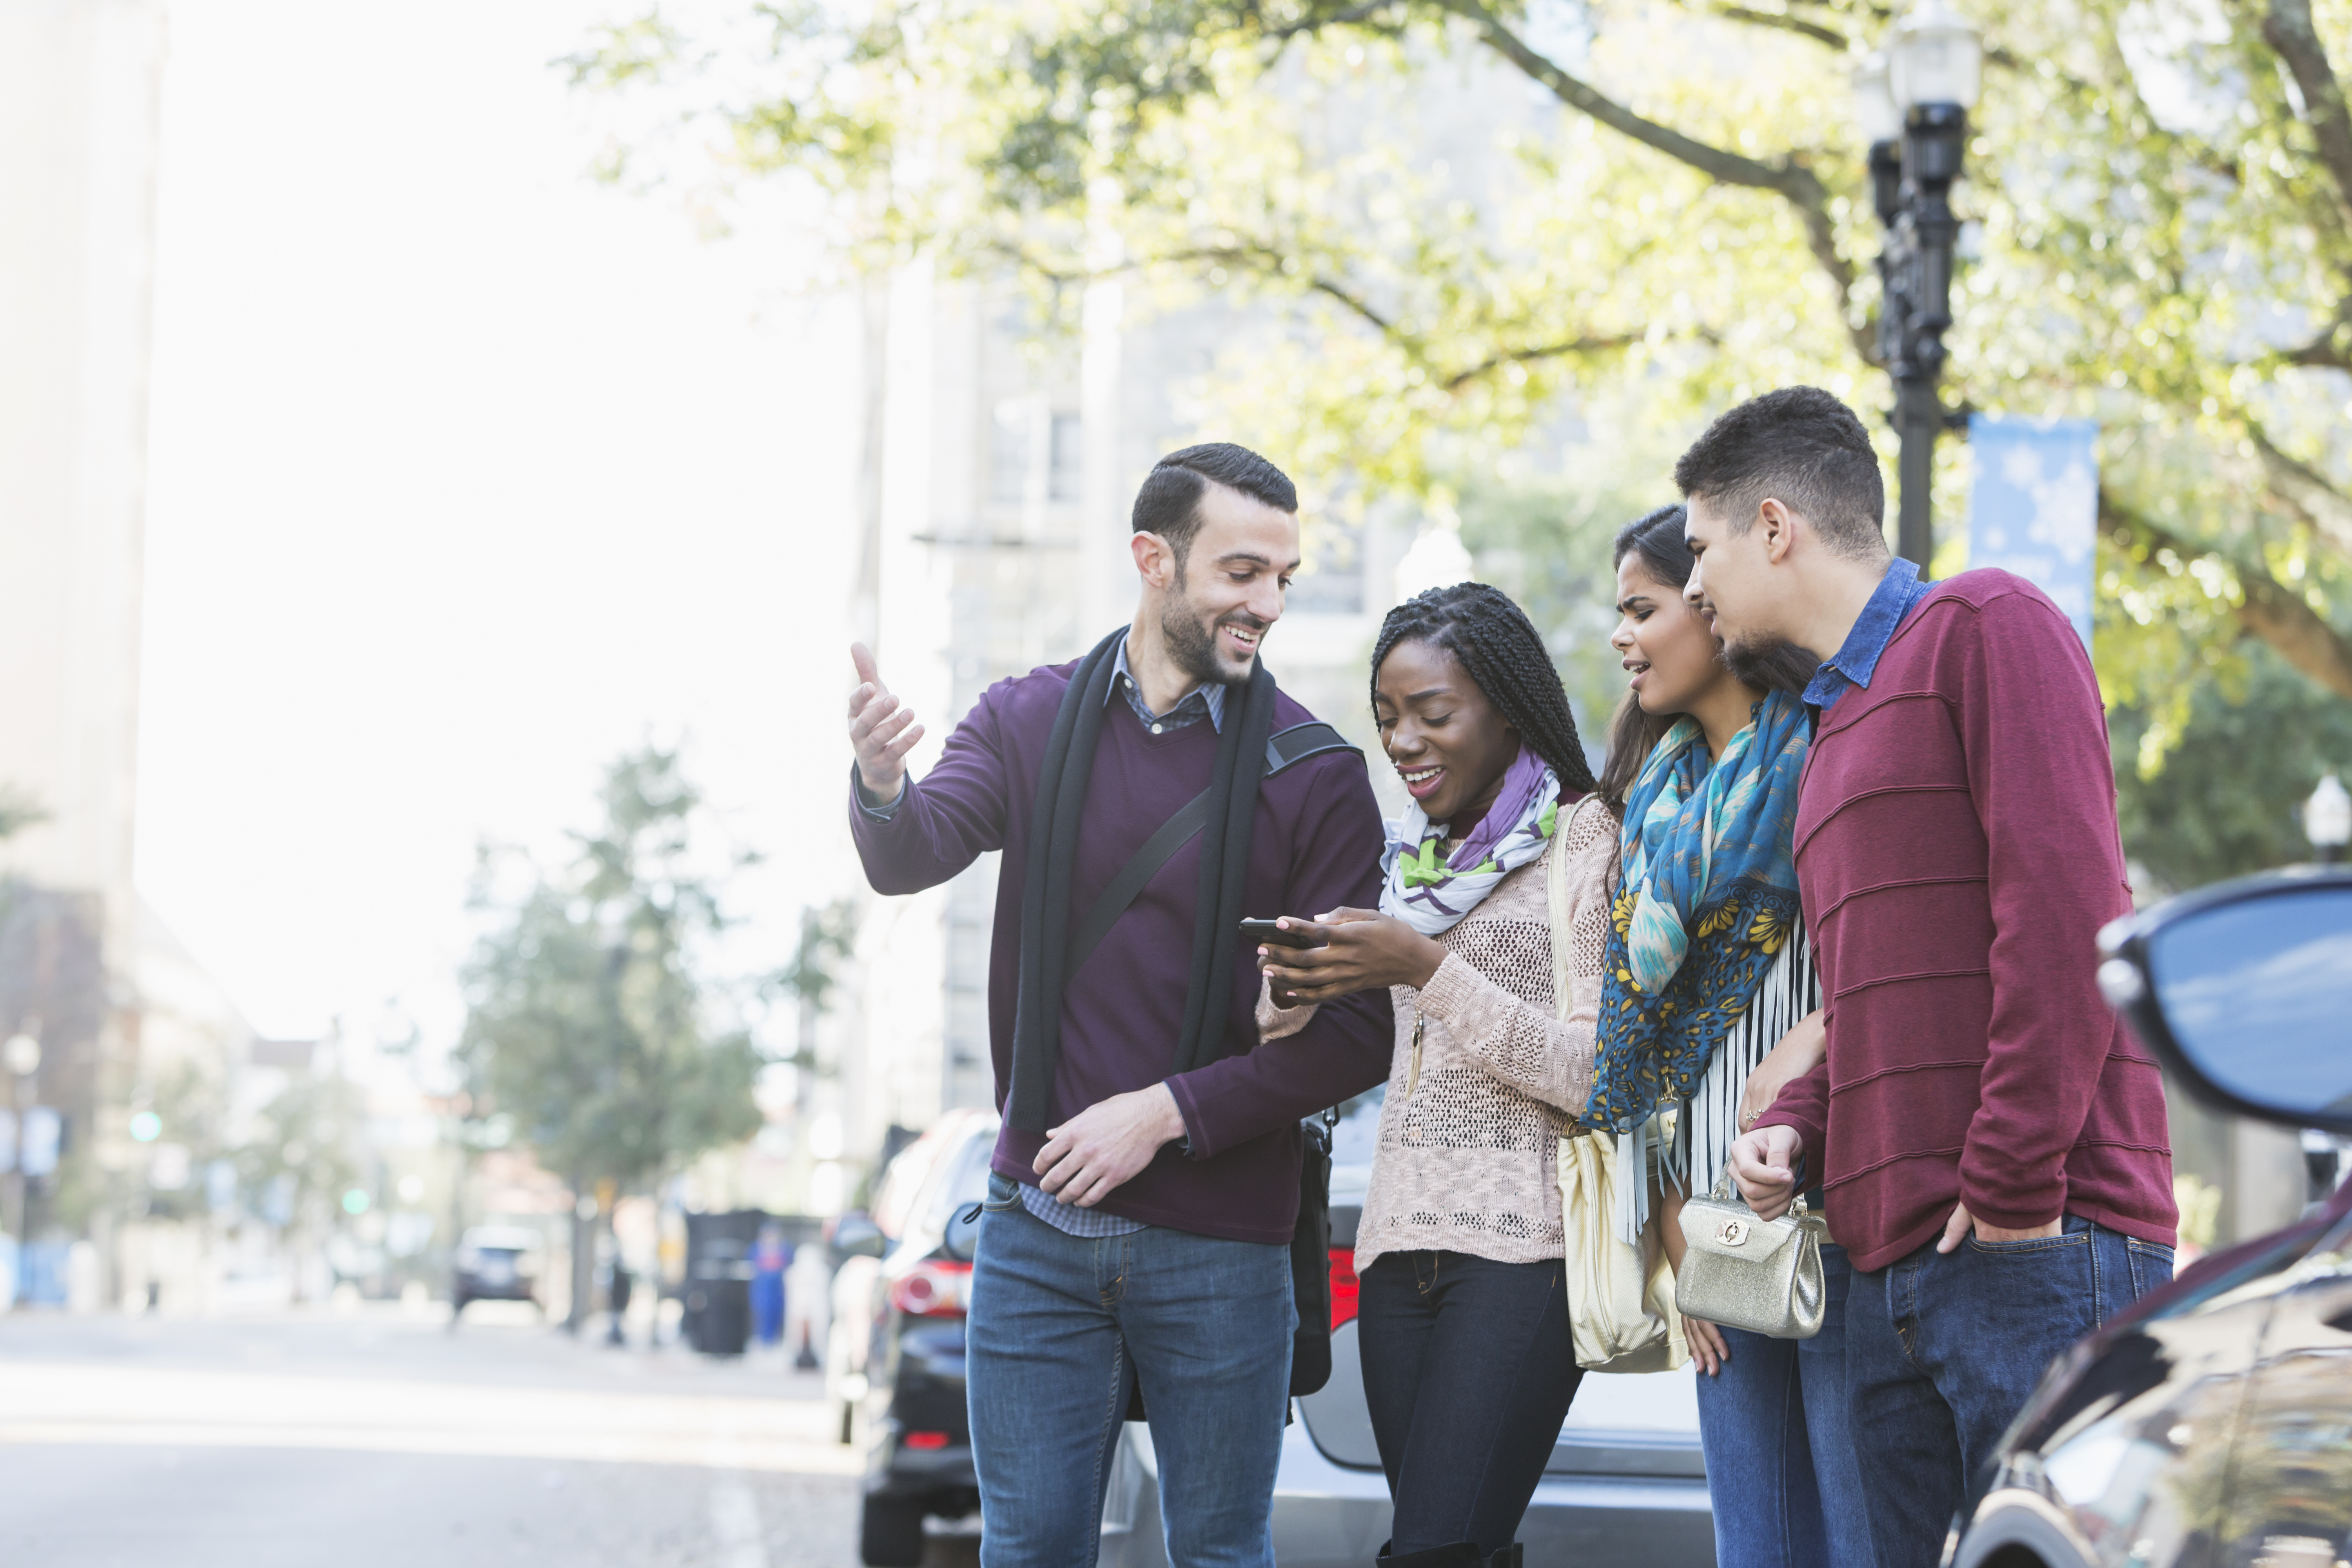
top-left (1162, 581), bottom-right (1259, 686)
top-left (1720, 630), bottom-right (1823, 697)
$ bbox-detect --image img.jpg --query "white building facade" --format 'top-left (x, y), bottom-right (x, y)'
top-left (835, 268), bottom-right (1420, 1162)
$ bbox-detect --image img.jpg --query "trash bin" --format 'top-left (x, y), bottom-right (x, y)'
top-left (680, 1209), bottom-right (766, 1356)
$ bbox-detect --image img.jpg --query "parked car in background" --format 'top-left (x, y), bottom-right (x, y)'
top-left (837, 1092), bottom-right (1713, 1566)
top-left (1100, 1089), bottom-right (1713, 1567)
top-left (1947, 867), bottom-right (2352, 1568)
top-left (449, 1224), bottom-right (543, 1320)
top-left (829, 1106), bottom-right (998, 1567)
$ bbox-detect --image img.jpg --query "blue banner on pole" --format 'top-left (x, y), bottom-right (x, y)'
top-left (1966, 415), bottom-right (2099, 648)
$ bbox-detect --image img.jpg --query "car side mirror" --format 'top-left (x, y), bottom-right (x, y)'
top-left (830, 1214), bottom-right (886, 1260)
top-left (2100, 868), bottom-right (2352, 1136)
top-left (939, 1202), bottom-right (982, 1264)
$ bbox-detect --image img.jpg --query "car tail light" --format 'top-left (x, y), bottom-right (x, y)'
top-left (902, 1430), bottom-right (951, 1450)
top-left (1329, 1247), bottom-right (1359, 1330)
top-left (889, 1260), bottom-right (973, 1317)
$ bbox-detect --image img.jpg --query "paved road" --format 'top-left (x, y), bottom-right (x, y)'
top-left (0, 1304), bottom-right (978, 1568)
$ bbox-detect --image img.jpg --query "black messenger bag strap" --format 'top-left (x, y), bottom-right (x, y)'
top-left (1080, 719), bottom-right (1356, 1425)
top-left (1062, 722), bottom-right (1356, 976)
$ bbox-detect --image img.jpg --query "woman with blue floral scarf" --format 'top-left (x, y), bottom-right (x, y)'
top-left (1257, 581), bottom-right (1618, 1568)
top-left (1597, 504), bottom-right (1870, 1568)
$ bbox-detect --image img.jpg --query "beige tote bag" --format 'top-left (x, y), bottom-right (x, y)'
top-left (1551, 798), bottom-right (1688, 1374)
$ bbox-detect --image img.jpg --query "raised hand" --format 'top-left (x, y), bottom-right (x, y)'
top-left (848, 642), bottom-right (924, 802)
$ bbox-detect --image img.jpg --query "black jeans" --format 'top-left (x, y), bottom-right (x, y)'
top-left (1358, 1250), bottom-right (1584, 1555)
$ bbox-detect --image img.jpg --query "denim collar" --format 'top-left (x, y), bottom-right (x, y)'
top-left (1110, 635), bottom-right (1225, 733)
top-left (1801, 558), bottom-right (1932, 715)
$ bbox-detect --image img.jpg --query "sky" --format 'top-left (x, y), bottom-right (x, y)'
top-left (137, 0), bottom-right (867, 1048)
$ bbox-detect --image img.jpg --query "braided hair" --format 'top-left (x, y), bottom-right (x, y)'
top-left (1370, 582), bottom-right (1599, 795)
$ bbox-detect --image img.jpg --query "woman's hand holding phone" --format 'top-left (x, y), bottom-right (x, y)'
top-left (1254, 908), bottom-right (1448, 1001)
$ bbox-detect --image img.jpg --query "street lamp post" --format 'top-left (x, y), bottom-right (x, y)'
top-left (1855, 3), bottom-right (1984, 572)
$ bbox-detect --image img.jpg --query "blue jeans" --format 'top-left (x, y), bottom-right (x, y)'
top-left (1356, 1251), bottom-right (1584, 1555)
top-left (1847, 1216), bottom-right (2174, 1568)
top-left (966, 1172), bottom-right (1295, 1568)
top-left (1693, 1242), bottom-right (1872, 1568)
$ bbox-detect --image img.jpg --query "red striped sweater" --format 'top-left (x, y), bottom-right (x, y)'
top-left (1763, 570), bottom-right (2176, 1272)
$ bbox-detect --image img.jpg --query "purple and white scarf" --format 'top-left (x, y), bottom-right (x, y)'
top-left (1378, 745), bottom-right (1562, 936)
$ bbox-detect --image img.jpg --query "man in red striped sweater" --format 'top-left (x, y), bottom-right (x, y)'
top-left (1685, 388), bottom-right (2177, 1568)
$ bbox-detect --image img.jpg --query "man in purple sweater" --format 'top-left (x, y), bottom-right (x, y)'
top-left (1684, 390), bottom-right (2177, 1568)
top-left (845, 443), bottom-right (1391, 1568)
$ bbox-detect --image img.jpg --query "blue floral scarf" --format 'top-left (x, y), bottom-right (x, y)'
top-left (1584, 692), bottom-right (1809, 1133)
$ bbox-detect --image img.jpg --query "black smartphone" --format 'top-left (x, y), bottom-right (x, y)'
top-left (1240, 918), bottom-right (1323, 950)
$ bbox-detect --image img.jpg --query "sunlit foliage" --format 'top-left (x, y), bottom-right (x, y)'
top-left (457, 748), bottom-right (764, 1193)
top-left (574, 0), bottom-right (2352, 737)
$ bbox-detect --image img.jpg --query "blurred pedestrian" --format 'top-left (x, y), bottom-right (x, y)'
top-left (1687, 388), bottom-right (2179, 1568)
top-left (750, 1221), bottom-right (789, 1349)
top-left (1255, 583), bottom-right (1611, 1568)
top-left (846, 444), bottom-right (1392, 1568)
top-left (1595, 505), bottom-right (1866, 1568)
top-left (785, 1238), bottom-right (828, 1370)
top-left (606, 1261), bottom-right (632, 1346)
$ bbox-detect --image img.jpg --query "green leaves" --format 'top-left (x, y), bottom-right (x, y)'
top-left (2112, 639), bottom-right (2352, 889)
top-left (575, 0), bottom-right (2352, 722)
top-left (457, 747), bottom-right (763, 1191)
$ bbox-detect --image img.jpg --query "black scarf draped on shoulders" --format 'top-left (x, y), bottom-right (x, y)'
top-left (1007, 626), bottom-right (1279, 1134)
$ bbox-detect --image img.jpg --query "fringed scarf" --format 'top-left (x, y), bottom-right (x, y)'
top-left (1586, 691), bottom-right (1810, 1138)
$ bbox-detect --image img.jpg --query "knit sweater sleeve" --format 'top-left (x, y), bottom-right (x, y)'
top-left (1411, 797), bottom-right (1613, 1116)
top-left (1256, 977), bottom-right (1316, 1041)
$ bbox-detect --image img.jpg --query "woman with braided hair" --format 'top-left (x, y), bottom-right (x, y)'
top-left (1257, 580), bottom-right (1617, 1568)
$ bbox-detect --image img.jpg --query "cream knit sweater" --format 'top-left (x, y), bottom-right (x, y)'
top-left (1348, 795), bottom-right (1617, 1272)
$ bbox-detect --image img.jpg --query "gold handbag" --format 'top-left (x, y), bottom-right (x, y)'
top-left (1552, 800), bottom-right (1686, 1374)
top-left (1672, 1169), bottom-right (1828, 1340)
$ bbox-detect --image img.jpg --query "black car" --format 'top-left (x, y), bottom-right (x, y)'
top-left (831, 1107), bottom-right (998, 1566)
top-left (450, 1224), bottom-right (544, 1319)
top-left (1103, 1087), bottom-right (1713, 1567)
top-left (1946, 866), bottom-right (2352, 1568)
top-left (841, 1092), bottom-right (1713, 1567)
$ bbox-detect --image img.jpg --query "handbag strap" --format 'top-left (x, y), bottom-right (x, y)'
top-left (1709, 1161), bottom-right (1811, 1219)
top-left (1548, 795), bottom-right (1602, 1025)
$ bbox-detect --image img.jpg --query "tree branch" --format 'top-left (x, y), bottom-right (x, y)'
top-left (1305, 275), bottom-right (1394, 332)
top-left (2103, 496), bottom-right (2352, 699)
top-left (2284, 333), bottom-right (2351, 369)
top-left (2233, 564), bottom-right (2352, 699)
top-left (986, 234), bottom-right (1406, 335)
top-left (1439, 0), bottom-right (1875, 363)
top-left (1442, 0), bottom-right (1804, 193)
top-left (2265, 0), bottom-right (2352, 226)
top-left (2250, 420), bottom-right (2352, 558)
top-left (1710, 5), bottom-right (1848, 49)
top-left (1267, 0), bottom-right (1401, 40)
top-left (982, 235), bottom-right (1654, 394)
top-left (2282, 292), bottom-right (2352, 369)
top-left (1441, 334), bottom-right (1641, 389)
